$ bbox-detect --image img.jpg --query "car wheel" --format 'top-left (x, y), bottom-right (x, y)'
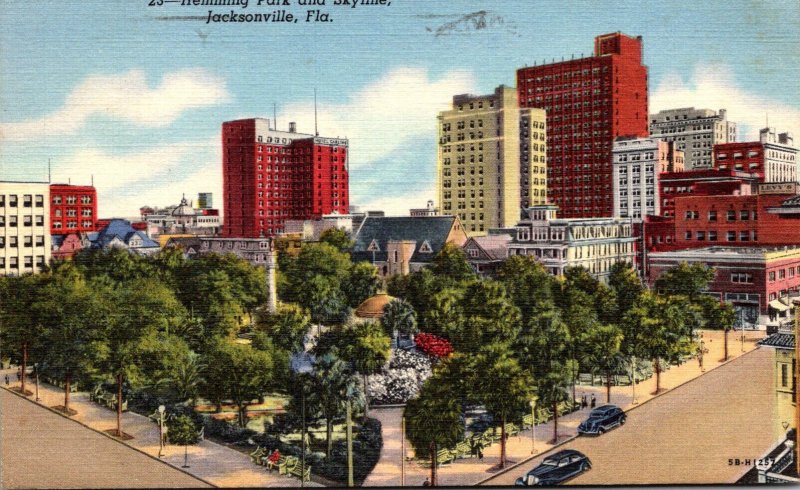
top-left (582, 463), bottom-right (591, 472)
top-left (620, 417), bottom-right (626, 426)
top-left (599, 427), bottom-right (606, 434)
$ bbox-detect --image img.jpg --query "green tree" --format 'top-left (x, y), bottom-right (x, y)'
top-left (641, 295), bottom-right (695, 393)
top-left (319, 227), bottom-right (355, 252)
top-left (381, 298), bottom-right (418, 341)
top-left (536, 369), bottom-right (571, 444)
top-left (343, 262), bottom-right (382, 308)
top-left (168, 414), bottom-right (201, 468)
top-left (0, 274), bottom-right (48, 395)
top-left (429, 242), bottom-right (474, 283)
top-left (449, 281), bottom-right (521, 354)
top-left (423, 287), bottom-right (464, 339)
top-left (404, 374), bottom-right (464, 486)
top-left (653, 262), bottom-right (715, 301)
top-left (166, 351), bottom-right (205, 407)
top-left (254, 303), bottom-right (311, 353)
top-left (474, 348), bottom-right (532, 468)
top-left (387, 268), bottom-right (442, 321)
top-left (73, 248), bottom-right (156, 284)
top-left (581, 324), bottom-right (625, 403)
top-left (310, 353), bottom-right (363, 457)
top-left (496, 256), bottom-right (555, 323)
top-left (608, 262), bottom-right (644, 319)
top-left (336, 322), bottom-right (391, 417)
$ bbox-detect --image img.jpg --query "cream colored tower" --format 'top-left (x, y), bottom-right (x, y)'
top-left (437, 85), bottom-right (546, 236)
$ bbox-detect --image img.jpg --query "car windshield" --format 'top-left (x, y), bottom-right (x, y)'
top-left (542, 458), bottom-right (558, 466)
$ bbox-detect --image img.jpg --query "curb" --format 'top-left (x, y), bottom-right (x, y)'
top-left (1, 385), bottom-right (218, 489)
top-left (476, 345), bottom-right (763, 485)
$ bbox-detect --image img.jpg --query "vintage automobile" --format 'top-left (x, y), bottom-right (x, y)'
top-left (515, 449), bottom-right (592, 486)
top-left (577, 404), bottom-right (626, 436)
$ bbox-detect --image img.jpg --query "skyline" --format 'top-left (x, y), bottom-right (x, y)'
top-left (1, 0), bottom-right (799, 217)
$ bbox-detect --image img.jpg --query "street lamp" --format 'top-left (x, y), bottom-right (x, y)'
top-left (631, 356), bottom-right (638, 405)
top-left (158, 405), bottom-right (166, 458)
top-left (401, 416), bottom-right (406, 487)
top-left (529, 396), bottom-right (538, 454)
top-left (34, 363), bottom-right (40, 402)
top-left (290, 352), bottom-right (314, 488)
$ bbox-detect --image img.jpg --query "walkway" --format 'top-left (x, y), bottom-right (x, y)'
top-left (0, 367), bottom-right (320, 488)
top-left (364, 329), bottom-right (765, 487)
top-left (1, 388), bottom-right (209, 489)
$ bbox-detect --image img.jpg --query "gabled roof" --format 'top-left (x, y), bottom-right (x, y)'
top-left (759, 333), bottom-right (795, 349)
top-left (466, 234), bottom-right (512, 261)
top-left (94, 219), bottom-right (159, 249)
top-left (352, 216), bottom-right (458, 264)
top-left (166, 237), bottom-right (203, 251)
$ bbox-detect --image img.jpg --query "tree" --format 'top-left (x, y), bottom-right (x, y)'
top-left (404, 374), bottom-right (464, 486)
top-left (339, 322), bottom-right (391, 417)
top-left (474, 347), bottom-right (532, 469)
top-left (449, 281), bottom-right (521, 354)
top-left (166, 351), bottom-right (205, 407)
top-left (582, 324), bottom-right (625, 403)
top-left (168, 414), bottom-right (201, 468)
top-left (536, 369), bottom-right (570, 444)
top-left (387, 268), bottom-right (442, 321)
top-left (639, 295), bottom-right (695, 393)
top-left (608, 262), bottom-right (644, 319)
top-left (653, 262), bottom-right (715, 301)
top-left (254, 303), bottom-right (311, 353)
top-left (381, 298), bottom-right (418, 341)
top-left (343, 262), bottom-right (382, 308)
top-left (496, 256), bottom-right (555, 324)
top-left (73, 248), bottom-right (156, 284)
top-left (423, 288), bottom-right (465, 339)
top-left (319, 227), bottom-right (355, 253)
top-left (429, 243), bottom-right (474, 283)
top-left (310, 353), bottom-right (363, 457)
top-left (0, 274), bottom-right (48, 395)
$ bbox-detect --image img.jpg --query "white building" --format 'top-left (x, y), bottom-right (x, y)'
top-left (612, 137), bottom-right (684, 219)
top-left (506, 205), bottom-right (636, 280)
top-left (0, 181), bottom-right (51, 275)
top-left (649, 108), bottom-right (736, 170)
top-left (760, 128), bottom-right (797, 184)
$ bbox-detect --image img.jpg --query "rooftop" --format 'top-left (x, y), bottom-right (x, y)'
top-left (758, 333), bottom-right (795, 349)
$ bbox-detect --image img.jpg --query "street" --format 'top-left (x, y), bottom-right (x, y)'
top-left (482, 347), bottom-right (782, 485)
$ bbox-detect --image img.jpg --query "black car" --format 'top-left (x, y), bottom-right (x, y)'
top-left (515, 449), bottom-right (591, 486)
top-left (577, 404), bottom-right (626, 436)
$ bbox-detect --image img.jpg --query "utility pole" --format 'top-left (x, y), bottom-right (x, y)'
top-left (346, 401), bottom-right (354, 487)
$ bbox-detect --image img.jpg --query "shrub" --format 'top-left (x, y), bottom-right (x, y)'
top-left (414, 333), bottom-right (453, 358)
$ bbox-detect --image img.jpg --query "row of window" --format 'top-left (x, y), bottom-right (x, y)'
top-left (52, 195), bottom-right (92, 205)
top-left (683, 209), bottom-right (757, 221)
top-left (0, 255), bottom-right (46, 269)
top-left (768, 267), bottom-right (800, 282)
top-left (54, 209), bottom-right (92, 217)
top-left (0, 215), bottom-right (45, 227)
top-left (683, 230), bottom-right (756, 242)
top-left (0, 235), bottom-right (46, 248)
top-left (52, 221), bottom-right (94, 229)
top-left (1, 194), bottom-right (46, 207)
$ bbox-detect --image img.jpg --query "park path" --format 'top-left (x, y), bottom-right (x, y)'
top-left (364, 329), bottom-right (765, 487)
top-left (0, 367), bottom-right (320, 488)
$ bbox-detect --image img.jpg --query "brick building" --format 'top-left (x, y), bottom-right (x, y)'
top-left (222, 118), bottom-right (348, 238)
top-left (517, 32), bottom-right (649, 218)
top-left (648, 246), bottom-right (800, 330)
top-left (658, 169), bottom-right (757, 218)
top-left (49, 184), bottom-right (97, 235)
top-left (713, 127), bottom-right (797, 184)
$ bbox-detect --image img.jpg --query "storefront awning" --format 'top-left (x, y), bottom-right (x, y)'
top-left (768, 299), bottom-right (790, 312)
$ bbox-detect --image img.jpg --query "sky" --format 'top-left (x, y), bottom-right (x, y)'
top-left (1, 0), bottom-right (799, 217)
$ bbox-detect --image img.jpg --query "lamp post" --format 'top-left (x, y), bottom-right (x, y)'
top-left (401, 416), bottom-right (406, 487)
top-left (158, 405), bottom-right (166, 458)
top-left (529, 396), bottom-right (538, 454)
top-left (631, 356), bottom-right (638, 405)
top-left (34, 363), bottom-right (40, 402)
top-left (290, 352), bottom-right (314, 488)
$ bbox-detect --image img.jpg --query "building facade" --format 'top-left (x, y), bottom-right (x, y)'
top-left (648, 246), bottom-right (800, 330)
top-left (141, 195), bottom-right (222, 237)
top-left (0, 181), bottom-right (51, 275)
top-left (197, 192), bottom-right (213, 209)
top-left (713, 128), bottom-right (797, 184)
top-left (506, 205), bottom-right (637, 279)
top-left (222, 118), bottom-right (349, 238)
top-left (649, 107), bottom-right (737, 170)
top-left (437, 85), bottom-right (546, 236)
top-left (410, 200), bottom-right (439, 217)
top-left (463, 233), bottom-right (512, 277)
top-left (658, 169), bottom-right (757, 218)
top-left (517, 32), bottom-right (649, 218)
top-left (49, 184), bottom-right (97, 235)
top-left (612, 137), bottom-right (683, 219)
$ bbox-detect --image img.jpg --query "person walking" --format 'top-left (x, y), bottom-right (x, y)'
top-left (477, 440), bottom-right (484, 461)
top-left (581, 394), bottom-right (588, 409)
top-left (4, 375), bottom-right (9, 386)
top-left (590, 393), bottom-right (596, 409)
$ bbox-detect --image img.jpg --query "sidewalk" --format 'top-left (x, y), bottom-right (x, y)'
top-left (0, 367), bottom-right (320, 488)
top-left (363, 329), bottom-right (764, 487)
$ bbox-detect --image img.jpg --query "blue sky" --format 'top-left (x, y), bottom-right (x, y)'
top-left (1, 0), bottom-right (798, 217)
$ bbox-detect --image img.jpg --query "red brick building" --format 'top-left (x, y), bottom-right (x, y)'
top-left (658, 169), bottom-right (757, 218)
top-left (222, 118), bottom-right (349, 238)
top-left (648, 246), bottom-right (800, 330)
top-left (517, 32), bottom-right (649, 218)
top-left (49, 184), bottom-right (97, 235)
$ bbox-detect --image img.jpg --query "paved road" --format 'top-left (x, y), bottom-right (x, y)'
top-left (0, 389), bottom-right (210, 489)
top-left (482, 347), bottom-right (782, 486)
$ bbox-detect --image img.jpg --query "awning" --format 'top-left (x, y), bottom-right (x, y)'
top-left (768, 299), bottom-right (790, 312)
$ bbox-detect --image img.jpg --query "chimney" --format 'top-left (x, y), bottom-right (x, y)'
top-left (289, 122), bottom-right (296, 133)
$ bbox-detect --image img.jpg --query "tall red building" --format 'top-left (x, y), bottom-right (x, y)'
top-left (222, 118), bottom-right (349, 238)
top-left (517, 32), bottom-right (649, 218)
top-left (49, 184), bottom-right (98, 235)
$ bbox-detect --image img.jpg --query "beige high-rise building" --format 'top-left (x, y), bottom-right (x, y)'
top-left (437, 85), bottom-right (546, 236)
top-left (1, 181), bottom-right (51, 276)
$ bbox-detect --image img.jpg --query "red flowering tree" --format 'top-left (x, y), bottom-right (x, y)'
top-left (415, 333), bottom-right (453, 358)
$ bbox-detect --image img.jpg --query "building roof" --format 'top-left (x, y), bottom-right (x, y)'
top-left (94, 219), bottom-right (159, 249)
top-left (352, 216), bottom-right (458, 264)
top-left (355, 293), bottom-right (395, 318)
top-left (649, 245), bottom-right (800, 263)
top-left (468, 234), bottom-right (512, 260)
top-left (758, 333), bottom-right (795, 349)
top-left (165, 237), bottom-right (203, 251)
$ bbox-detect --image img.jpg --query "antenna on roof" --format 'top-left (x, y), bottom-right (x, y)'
top-left (766, 112), bottom-right (769, 129)
top-left (91, 174), bottom-right (94, 187)
top-left (314, 88), bottom-right (319, 136)
top-left (273, 103), bottom-right (277, 130)
top-left (47, 158), bottom-right (51, 183)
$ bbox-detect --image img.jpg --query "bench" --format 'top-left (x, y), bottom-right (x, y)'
top-left (504, 423), bottom-right (520, 437)
top-left (250, 446), bottom-right (266, 465)
top-left (521, 413), bottom-right (534, 429)
top-left (578, 373), bottom-right (594, 385)
top-left (453, 441), bottom-right (472, 459)
top-left (535, 408), bottom-right (552, 424)
top-left (614, 374), bottom-right (632, 386)
top-left (275, 456), bottom-right (297, 475)
top-left (288, 462), bottom-right (311, 482)
top-left (436, 448), bottom-right (455, 466)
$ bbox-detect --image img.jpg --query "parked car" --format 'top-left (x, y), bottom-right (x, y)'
top-left (577, 404), bottom-right (626, 436)
top-left (515, 449), bottom-right (591, 486)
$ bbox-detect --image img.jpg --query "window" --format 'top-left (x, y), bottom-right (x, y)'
top-left (696, 231), bottom-right (705, 241)
top-left (779, 269), bottom-right (786, 279)
top-left (727, 210), bottom-right (736, 221)
top-left (9, 195), bottom-right (17, 207)
top-left (731, 273), bottom-right (753, 284)
top-left (10, 236), bottom-right (17, 248)
top-left (769, 271), bottom-right (776, 282)
top-left (782, 364), bottom-right (788, 388)
top-left (35, 195), bottom-right (44, 207)
top-left (23, 215), bottom-right (32, 226)
top-left (708, 231), bottom-right (717, 241)
top-left (23, 195), bottom-right (32, 207)
top-left (35, 215), bottom-right (43, 226)
top-left (740, 210), bottom-right (749, 221)
top-left (726, 231), bottom-right (736, 242)
top-left (739, 231), bottom-right (749, 242)
top-left (9, 216), bottom-right (17, 227)
top-left (24, 236), bottom-right (32, 247)
top-left (708, 210), bottom-right (717, 222)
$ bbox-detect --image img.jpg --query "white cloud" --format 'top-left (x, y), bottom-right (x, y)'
top-left (52, 138), bottom-right (221, 218)
top-left (0, 69), bottom-right (230, 142)
top-left (274, 67), bottom-right (476, 170)
top-left (651, 64), bottom-right (800, 141)
top-left (354, 185), bottom-right (437, 217)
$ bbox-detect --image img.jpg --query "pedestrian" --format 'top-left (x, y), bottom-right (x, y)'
top-left (16, 371), bottom-right (20, 382)
top-left (590, 393), bottom-right (596, 409)
top-left (581, 394), bottom-right (588, 409)
top-left (423, 477), bottom-right (431, 487)
top-left (477, 441), bottom-right (484, 461)
top-left (4, 375), bottom-right (8, 386)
